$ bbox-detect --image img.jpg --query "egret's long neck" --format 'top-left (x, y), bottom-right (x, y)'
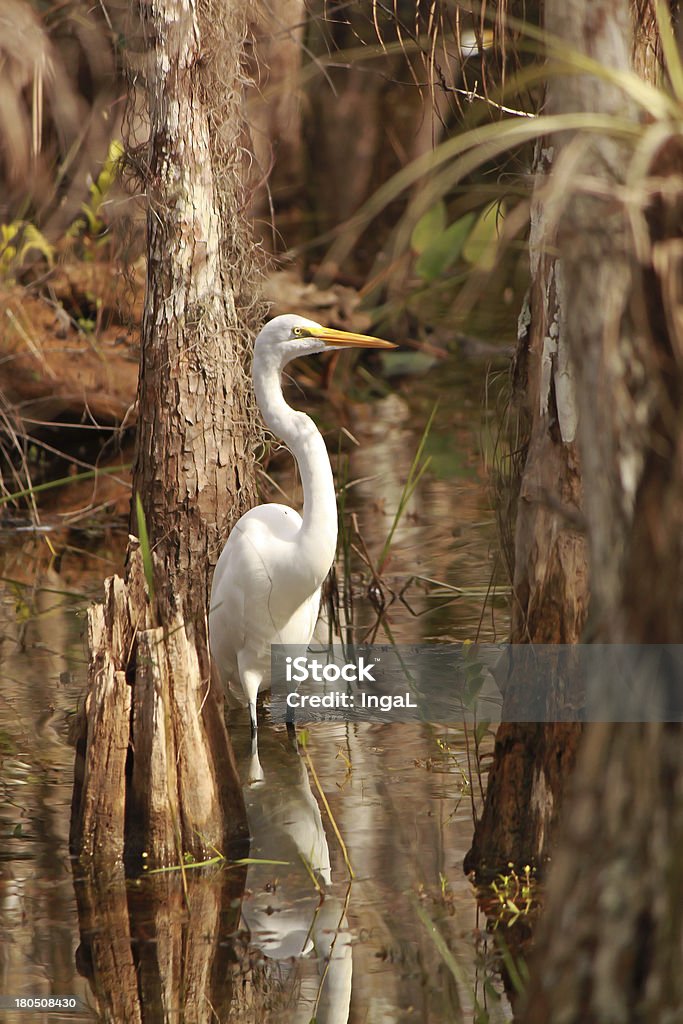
top-left (253, 347), bottom-right (338, 583)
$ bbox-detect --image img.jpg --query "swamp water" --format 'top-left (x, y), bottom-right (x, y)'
top-left (0, 347), bottom-right (512, 1023)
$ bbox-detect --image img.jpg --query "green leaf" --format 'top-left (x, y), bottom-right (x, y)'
top-left (463, 672), bottom-right (485, 707)
top-left (96, 139), bottom-right (124, 196)
top-left (475, 719), bottom-right (491, 745)
top-left (415, 213), bottom-right (476, 281)
top-left (462, 201), bottom-right (504, 270)
top-left (1, 223), bottom-right (20, 248)
top-left (17, 224), bottom-right (54, 267)
top-left (410, 201), bottom-right (446, 254)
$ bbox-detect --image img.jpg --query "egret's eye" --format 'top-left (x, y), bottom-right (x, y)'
top-left (292, 326), bottom-right (309, 338)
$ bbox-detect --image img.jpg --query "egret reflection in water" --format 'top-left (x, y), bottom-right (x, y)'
top-left (237, 724), bottom-right (353, 1024)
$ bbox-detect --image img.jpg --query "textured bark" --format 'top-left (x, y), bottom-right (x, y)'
top-left (518, 2), bottom-right (683, 1020)
top-left (546, 0), bottom-right (644, 635)
top-left (465, 723), bottom-right (582, 878)
top-left (72, 548), bottom-right (247, 867)
top-left (466, 0), bottom-right (676, 883)
top-left (74, 595), bottom-right (131, 871)
top-left (72, 557), bottom-right (245, 1024)
top-left (74, 0), bottom-right (256, 875)
top-left (466, 145), bottom-right (589, 877)
top-left (133, 0), bottom-right (259, 635)
top-left (73, 0), bottom-right (259, 884)
top-left (522, 723), bottom-right (683, 1024)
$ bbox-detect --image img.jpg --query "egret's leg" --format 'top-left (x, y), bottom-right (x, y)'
top-left (248, 730), bottom-right (264, 783)
top-left (237, 655), bottom-right (261, 738)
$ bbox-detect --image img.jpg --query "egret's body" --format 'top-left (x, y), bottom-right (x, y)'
top-left (209, 314), bottom-right (395, 730)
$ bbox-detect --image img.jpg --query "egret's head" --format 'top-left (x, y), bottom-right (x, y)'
top-left (255, 313), bottom-right (396, 365)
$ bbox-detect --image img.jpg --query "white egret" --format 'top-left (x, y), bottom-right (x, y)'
top-left (209, 314), bottom-right (396, 731)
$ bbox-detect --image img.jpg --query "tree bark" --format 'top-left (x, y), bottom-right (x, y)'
top-left (518, 2), bottom-right (683, 1019)
top-left (72, 0), bottom-right (259, 868)
top-left (522, 722), bottom-right (683, 1023)
top-left (466, 0), bottom-right (673, 883)
top-left (134, 0), bottom-right (260, 636)
top-left (466, 136), bottom-right (589, 880)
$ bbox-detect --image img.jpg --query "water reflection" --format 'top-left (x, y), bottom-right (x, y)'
top-left (318, 374), bottom-right (506, 644)
top-left (71, 722), bottom-right (354, 1023)
top-left (0, 352), bottom-right (509, 1021)
top-left (235, 724), bottom-right (353, 1024)
top-left (0, 554), bottom-right (96, 1020)
top-left (229, 711), bottom-right (499, 1023)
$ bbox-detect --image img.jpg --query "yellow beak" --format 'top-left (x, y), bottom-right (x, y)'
top-left (314, 326), bottom-right (398, 350)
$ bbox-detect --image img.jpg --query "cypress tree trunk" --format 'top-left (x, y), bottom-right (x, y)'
top-left (70, 2), bottom-right (259, 1015)
top-left (72, 0), bottom-right (260, 870)
top-left (518, 2), bottom-right (683, 1019)
top-left (466, 0), bottom-right (672, 882)
top-left (134, 0), bottom-right (259, 634)
top-left (466, 113), bottom-right (588, 882)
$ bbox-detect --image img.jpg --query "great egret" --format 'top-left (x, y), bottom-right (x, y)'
top-left (209, 313), bottom-right (396, 731)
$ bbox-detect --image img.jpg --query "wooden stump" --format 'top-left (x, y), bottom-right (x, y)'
top-left (71, 543), bottom-right (247, 873)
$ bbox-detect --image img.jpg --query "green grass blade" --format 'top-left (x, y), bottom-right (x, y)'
top-left (494, 933), bottom-right (529, 997)
top-left (377, 403), bottom-right (437, 573)
top-left (324, 112), bottom-right (642, 274)
top-left (135, 493), bottom-right (156, 605)
top-left (0, 465), bottom-right (130, 507)
top-left (414, 902), bottom-right (474, 1016)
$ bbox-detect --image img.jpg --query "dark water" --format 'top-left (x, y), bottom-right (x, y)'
top-left (0, 352), bottom-right (512, 1022)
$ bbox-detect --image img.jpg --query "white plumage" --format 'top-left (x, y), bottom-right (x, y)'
top-left (209, 314), bottom-right (396, 731)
